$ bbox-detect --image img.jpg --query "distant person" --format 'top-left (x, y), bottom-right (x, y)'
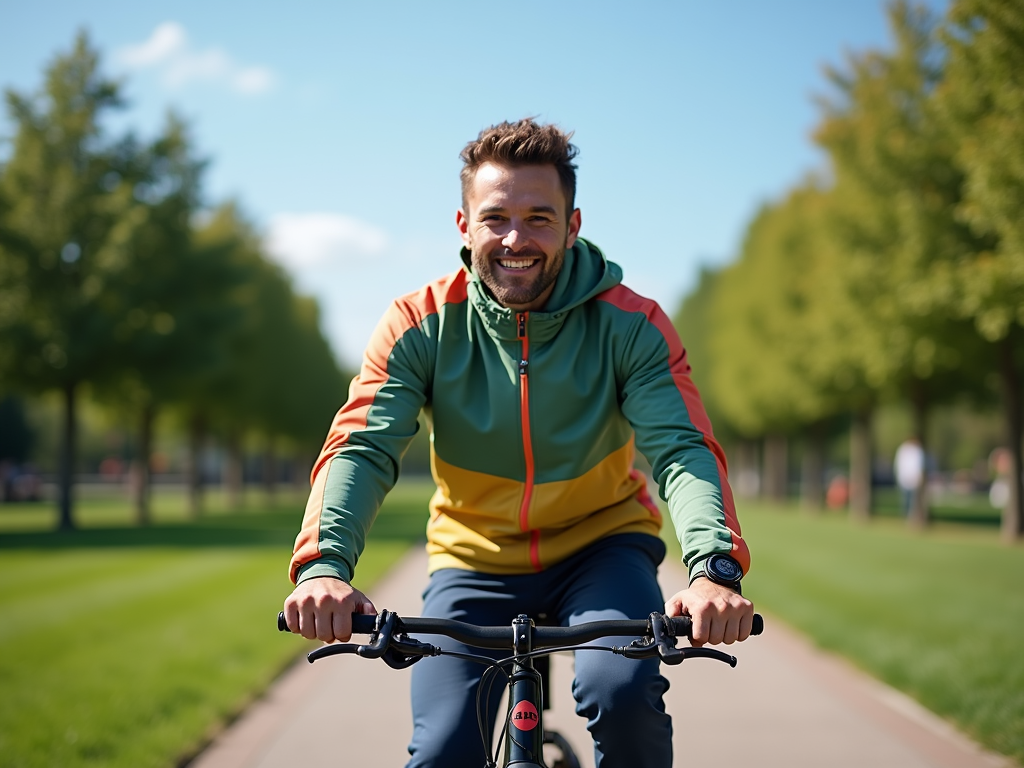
top-left (989, 447), bottom-right (1011, 509)
top-left (894, 437), bottom-right (925, 516)
top-left (826, 474), bottom-right (849, 510)
top-left (281, 118), bottom-right (753, 768)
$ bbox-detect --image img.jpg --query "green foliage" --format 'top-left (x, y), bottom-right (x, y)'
top-left (0, 32), bottom-right (131, 392)
top-left (708, 183), bottom-right (858, 436)
top-left (0, 32), bottom-right (348, 526)
top-left (188, 204), bottom-right (347, 448)
top-left (814, 1), bottom-right (988, 407)
top-left (938, 0), bottom-right (1024, 342)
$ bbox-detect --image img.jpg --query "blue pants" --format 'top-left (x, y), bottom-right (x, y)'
top-left (406, 533), bottom-right (672, 768)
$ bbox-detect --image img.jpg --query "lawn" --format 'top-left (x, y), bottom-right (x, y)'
top-left (660, 501), bottom-right (1024, 764)
top-left (0, 481), bottom-right (434, 768)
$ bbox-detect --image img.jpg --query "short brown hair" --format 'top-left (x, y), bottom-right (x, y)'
top-left (460, 118), bottom-right (579, 215)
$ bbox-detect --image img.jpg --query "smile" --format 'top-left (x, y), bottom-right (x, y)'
top-left (498, 258), bottom-right (539, 270)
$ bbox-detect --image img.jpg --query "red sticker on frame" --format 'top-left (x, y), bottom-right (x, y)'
top-left (511, 701), bottom-right (539, 731)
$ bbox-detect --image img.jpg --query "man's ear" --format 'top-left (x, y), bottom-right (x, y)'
top-left (456, 208), bottom-right (472, 248)
top-left (565, 208), bottom-right (582, 249)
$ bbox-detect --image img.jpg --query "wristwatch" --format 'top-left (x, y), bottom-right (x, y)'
top-left (690, 554), bottom-right (743, 594)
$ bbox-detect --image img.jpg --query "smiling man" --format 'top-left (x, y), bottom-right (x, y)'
top-left (283, 118), bottom-right (753, 768)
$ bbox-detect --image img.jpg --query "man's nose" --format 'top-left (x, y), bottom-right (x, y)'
top-left (502, 226), bottom-right (528, 251)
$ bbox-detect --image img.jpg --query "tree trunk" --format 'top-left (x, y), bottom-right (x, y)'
top-left (186, 413), bottom-right (206, 519)
top-left (801, 422), bottom-right (826, 513)
top-left (998, 333), bottom-right (1023, 542)
top-left (849, 409), bottom-right (873, 521)
top-left (263, 439), bottom-right (276, 506)
top-left (762, 434), bottom-right (788, 502)
top-left (57, 381), bottom-right (77, 531)
top-left (224, 431), bottom-right (243, 511)
top-left (908, 381), bottom-right (930, 530)
top-left (732, 440), bottom-right (760, 499)
top-left (132, 402), bottom-right (155, 526)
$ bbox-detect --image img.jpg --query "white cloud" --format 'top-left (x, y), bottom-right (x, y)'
top-left (266, 213), bottom-right (389, 268)
top-left (117, 22), bottom-right (186, 67)
top-left (114, 22), bottom-right (277, 95)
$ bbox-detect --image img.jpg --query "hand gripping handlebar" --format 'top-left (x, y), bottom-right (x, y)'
top-left (277, 610), bottom-right (764, 668)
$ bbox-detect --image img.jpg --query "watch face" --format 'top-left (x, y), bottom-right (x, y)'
top-left (709, 555), bottom-right (741, 582)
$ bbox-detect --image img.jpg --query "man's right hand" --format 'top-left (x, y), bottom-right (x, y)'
top-left (282, 577), bottom-right (376, 643)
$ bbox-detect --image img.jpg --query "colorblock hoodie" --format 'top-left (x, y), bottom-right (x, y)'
top-left (290, 239), bottom-right (749, 584)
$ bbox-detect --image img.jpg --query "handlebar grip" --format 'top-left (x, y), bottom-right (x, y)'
top-left (668, 613), bottom-right (764, 637)
top-left (752, 614), bottom-right (764, 636)
top-left (277, 611), bottom-right (380, 634)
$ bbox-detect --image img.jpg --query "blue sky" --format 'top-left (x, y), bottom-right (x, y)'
top-left (1, 0), bottom-right (948, 367)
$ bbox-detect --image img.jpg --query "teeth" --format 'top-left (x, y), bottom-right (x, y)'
top-left (499, 259), bottom-right (536, 269)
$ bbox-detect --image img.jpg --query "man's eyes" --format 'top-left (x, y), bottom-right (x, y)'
top-left (479, 214), bottom-right (553, 225)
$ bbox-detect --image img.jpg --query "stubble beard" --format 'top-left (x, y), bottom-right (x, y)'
top-left (472, 245), bottom-right (565, 309)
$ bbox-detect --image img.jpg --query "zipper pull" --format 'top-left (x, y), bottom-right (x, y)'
top-left (519, 359), bottom-right (529, 376)
top-left (517, 312), bottom-right (527, 339)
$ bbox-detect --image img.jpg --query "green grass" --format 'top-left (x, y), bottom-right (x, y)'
top-left (0, 480), bottom-right (435, 768)
top-left (660, 502), bottom-right (1024, 764)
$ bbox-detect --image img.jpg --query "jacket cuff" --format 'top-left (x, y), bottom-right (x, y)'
top-left (296, 555), bottom-right (353, 585)
top-left (687, 556), bottom-right (711, 586)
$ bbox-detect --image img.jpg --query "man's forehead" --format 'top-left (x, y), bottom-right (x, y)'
top-left (467, 162), bottom-right (565, 208)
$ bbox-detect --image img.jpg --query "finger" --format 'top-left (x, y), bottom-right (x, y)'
top-left (316, 607), bottom-right (336, 643)
top-left (333, 610), bottom-right (349, 643)
top-left (690, 611), bottom-right (708, 647)
top-left (299, 603), bottom-right (318, 640)
top-left (664, 596), bottom-right (683, 618)
top-left (722, 613), bottom-right (740, 645)
top-left (738, 609), bottom-right (753, 642)
top-left (707, 615), bottom-right (726, 646)
top-left (358, 597), bottom-right (377, 614)
top-left (284, 601), bottom-right (300, 634)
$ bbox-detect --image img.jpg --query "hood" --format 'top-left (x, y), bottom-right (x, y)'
top-left (460, 238), bottom-right (623, 343)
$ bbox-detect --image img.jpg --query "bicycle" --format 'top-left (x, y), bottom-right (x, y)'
top-left (278, 608), bottom-right (764, 767)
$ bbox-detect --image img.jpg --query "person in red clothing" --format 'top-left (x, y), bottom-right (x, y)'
top-left (283, 119), bottom-right (754, 768)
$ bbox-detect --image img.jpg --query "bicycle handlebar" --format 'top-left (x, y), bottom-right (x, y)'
top-left (277, 610), bottom-right (764, 647)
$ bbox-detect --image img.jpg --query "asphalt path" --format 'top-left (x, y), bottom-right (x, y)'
top-left (189, 546), bottom-right (1012, 768)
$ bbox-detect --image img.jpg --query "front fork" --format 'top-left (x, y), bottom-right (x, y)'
top-left (504, 614), bottom-right (546, 767)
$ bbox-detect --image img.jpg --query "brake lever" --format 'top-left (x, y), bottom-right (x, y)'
top-left (307, 610), bottom-right (398, 663)
top-left (380, 635), bottom-right (439, 669)
top-left (648, 612), bottom-right (738, 667)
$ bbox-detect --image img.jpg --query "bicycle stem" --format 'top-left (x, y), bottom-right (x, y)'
top-left (503, 614), bottom-right (546, 768)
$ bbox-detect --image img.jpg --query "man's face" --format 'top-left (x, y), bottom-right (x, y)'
top-left (457, 162), bottom-right (581, 311)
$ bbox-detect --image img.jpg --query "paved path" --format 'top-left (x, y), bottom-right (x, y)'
top-left (191, 547), bottom-right (1012, 768)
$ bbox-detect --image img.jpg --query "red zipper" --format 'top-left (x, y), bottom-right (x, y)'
top-left (517, 312), bottom-right (541, 571)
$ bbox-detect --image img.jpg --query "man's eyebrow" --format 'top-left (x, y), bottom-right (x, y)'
top-left (476, 205), bottom-right (559, 216)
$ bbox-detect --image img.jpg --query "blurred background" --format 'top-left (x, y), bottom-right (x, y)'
top-left (1, 1), bottom-right (1022, 767)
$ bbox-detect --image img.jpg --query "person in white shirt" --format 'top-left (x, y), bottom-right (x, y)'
top-left (894, 437), bottom-right (925, 516)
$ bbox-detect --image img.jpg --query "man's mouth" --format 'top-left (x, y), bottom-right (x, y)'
top-left (497, 257), bottom-right (540, 271)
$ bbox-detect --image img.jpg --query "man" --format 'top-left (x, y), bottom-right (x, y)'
top-left (894, 436), bottom-right (925, 516)
top-left (283, 119), bottom-right (753, 768)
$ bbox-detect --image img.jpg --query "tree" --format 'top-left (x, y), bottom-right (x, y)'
top-left (0, 33), bottom-right (131, 529)
top-left (815, 1), bottom-right (987, 527)
top-left (938, 0), bottom-right (1024, 541)
top-left (183, 204), bottom-right (346, 513)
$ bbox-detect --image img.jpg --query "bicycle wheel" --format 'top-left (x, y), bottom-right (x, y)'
top-left (542, 729), bottom-right (582, 768)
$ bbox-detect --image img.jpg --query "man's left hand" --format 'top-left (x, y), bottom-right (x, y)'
top-left (664, 579), bottom-right (754, 647)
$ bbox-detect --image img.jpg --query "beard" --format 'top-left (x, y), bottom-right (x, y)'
top-left (471, 245), bottom-right (565, 310)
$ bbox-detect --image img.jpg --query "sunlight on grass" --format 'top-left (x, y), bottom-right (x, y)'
top-left (0, 479), bottom-right (435, 768)
top-left (662, 501), bottom-right (1024, 764)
